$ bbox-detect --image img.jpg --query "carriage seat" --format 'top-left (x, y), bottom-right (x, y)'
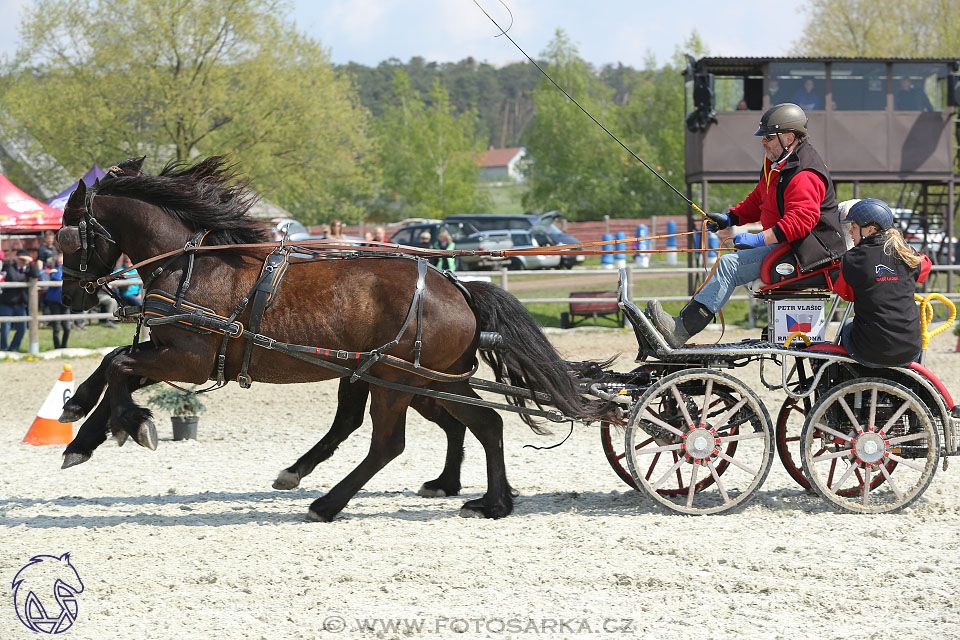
top-left (748, 243), bottom-right (841, 295)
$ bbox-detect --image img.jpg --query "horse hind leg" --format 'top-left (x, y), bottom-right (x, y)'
top-left (438, 386), bottom-right (513, 519)
top-left (412, 397), bottom-right (465, 498)
top-left (306, 388), bottom-right (412, 522)
top-left (273, 379), bottom-right (370, 490)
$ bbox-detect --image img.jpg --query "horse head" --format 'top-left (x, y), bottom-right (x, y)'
top-left (58, 179), bottom-right (124, 312)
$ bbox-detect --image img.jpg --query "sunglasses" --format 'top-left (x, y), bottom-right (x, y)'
top-left (761, 133), bottom-right (779, 142)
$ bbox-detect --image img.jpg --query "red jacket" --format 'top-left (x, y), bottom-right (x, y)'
top-left (729, 157), bottom-right (826, 243)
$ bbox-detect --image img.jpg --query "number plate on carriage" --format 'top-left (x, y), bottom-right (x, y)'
top-left (770, 299), bottom-right (827, 345)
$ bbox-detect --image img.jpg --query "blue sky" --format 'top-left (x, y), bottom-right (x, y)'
top-left (1, 1), bottom-right (807, 67)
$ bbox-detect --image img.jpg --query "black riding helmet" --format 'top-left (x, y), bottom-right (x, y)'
top-left (754, 103), bottom-right (808, 136)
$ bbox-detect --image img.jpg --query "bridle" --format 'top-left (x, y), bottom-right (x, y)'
top-left (58, 183), bottom-right (121, 295)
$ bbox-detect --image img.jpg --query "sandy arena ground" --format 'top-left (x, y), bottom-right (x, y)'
top-left (2, 327), bottom-right (960, 639)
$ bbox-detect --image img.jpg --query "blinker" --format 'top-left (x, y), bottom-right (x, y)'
top-left (57, 226), bottom-right (82, 253)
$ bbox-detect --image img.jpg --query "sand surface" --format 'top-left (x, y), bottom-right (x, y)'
top-left (2, 327), bottom-right (960, 639)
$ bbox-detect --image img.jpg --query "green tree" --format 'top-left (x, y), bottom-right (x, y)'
top-left (0, 0), bottom-right (375, 223)
top-left (375, 71), bottom-right (487, 218)
top-left (522, 29), bottom-right (626, 220)
top-left (794, 0), bottom-right (960, 56)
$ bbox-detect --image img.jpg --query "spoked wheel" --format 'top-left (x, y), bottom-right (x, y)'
top-left (604, 390), bottom-right (743, 492)
top-left (624, 369), bottom-right (774, 514)
top-left (799, 378), bottom-right (939, 513)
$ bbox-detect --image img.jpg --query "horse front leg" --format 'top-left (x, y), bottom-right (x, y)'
top-left (273, 378), bottom-right (371, 490)
top-left (104, 345), bottom-right (201, 451)
top-left (59, 345), bottom-right (130, 422)
top-left (306, 387), bottom-right (413, 522)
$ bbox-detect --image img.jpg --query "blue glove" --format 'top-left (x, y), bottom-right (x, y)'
top-left (705, 212), bottom-right (730, 232)
top-left (733, 231), bottom-right (766, 250)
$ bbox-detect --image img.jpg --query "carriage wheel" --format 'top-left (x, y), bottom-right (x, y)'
top-left (799, 378), bottom-right (939, 514)
top-left (775, 397), bottom-right (812, 491)
top-left (777, 397), bottom-right (899, 496)
top-left (624, 369), bottom-right (774, 514)
top-left (603, 389), bottom-right (742, 493)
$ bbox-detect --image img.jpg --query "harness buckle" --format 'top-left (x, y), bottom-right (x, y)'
top-left (335, 350), bottom-right (349, 359)
top-left (226, 322), bottom-right (244, 338)
top-left (253, 334), bottom-right (275, 349)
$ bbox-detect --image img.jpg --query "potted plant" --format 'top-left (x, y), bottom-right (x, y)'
top-left (148, 384), bottom-right (206, 440)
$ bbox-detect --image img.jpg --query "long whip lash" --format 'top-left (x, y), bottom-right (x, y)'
top-left (470, 0), bottom-right (709, 219)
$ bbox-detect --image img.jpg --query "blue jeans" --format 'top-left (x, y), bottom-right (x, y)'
top-left (0, 302), bottom-right (27, 352)
top-left (693, 244), bottom-right (778, 313)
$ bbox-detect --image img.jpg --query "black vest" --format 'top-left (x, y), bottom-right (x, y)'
top-left (775, 143), bottom-right (846, 271)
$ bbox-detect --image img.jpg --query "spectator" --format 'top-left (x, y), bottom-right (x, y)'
top-left (372, 226), bottom-right (388, 243)
top-left (318, 223), bottom-right (330, 239)
top-left (431, 229), bottom-right (457, 271)
top-left (894, 77), bottom-right (934, 111)
top-left (736, 99), bottom-right (749, 111)
top-left (111, 254), bottom-right (142, 307)
top-left (36, 230), bottom-right (59, 265)
top-left (790, 78), bottom-right (822, 111)
top-left (417, 231), bottom-right (433, 248)
top-left (0, 249), bottom-right (40, 352)
top-left (328, 219), bottom-right (345, 240)
top-left (768, 79), bottom-right (784, 105)
top-left (43, 252), bottom-right (71, 349)
top-left (363, 231), bottom-right (374, 242)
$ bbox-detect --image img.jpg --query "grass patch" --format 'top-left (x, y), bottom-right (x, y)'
top-left (4, 320), bottom-right (138, 353)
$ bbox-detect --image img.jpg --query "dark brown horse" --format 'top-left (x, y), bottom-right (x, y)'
top-left (57, 157), bottom-right (599, 520)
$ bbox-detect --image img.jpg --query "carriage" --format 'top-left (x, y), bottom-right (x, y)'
top-left (55, 157), bottom-right (959, 520)
top-left (590, 251), bottom-right (959, 515)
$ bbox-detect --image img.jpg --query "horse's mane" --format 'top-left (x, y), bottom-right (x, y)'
top-left (96, 156), bottom-right (271, 246)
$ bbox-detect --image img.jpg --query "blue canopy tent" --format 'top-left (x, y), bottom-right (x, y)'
top-left (47, 165), bottom-right (106, 210)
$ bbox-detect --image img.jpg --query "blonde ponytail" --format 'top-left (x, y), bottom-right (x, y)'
top-left (882, 228), bottom-right (922, 268)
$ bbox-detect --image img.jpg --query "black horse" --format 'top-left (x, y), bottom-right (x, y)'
top-left (57, 156), bottom-right (601, 520)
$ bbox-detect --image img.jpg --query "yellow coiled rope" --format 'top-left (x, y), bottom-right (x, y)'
top-left (915, 293), bottom-right (957, 350)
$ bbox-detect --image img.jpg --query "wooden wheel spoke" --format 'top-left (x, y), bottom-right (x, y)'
top-left (706, 460), bottom-right (730, 503)
top-left (669, 385), bottom-right (696, 430)
top-left (699, 379), bottom-right (714, 426)
top-left (642, 407), bottom-right (685, 437)
top-left (814, 423), bottom-right (856, 443)
top-left (652, 456), bottom-right (687, 491)
top-left (879, 464), bottom-right (903, 500)
top-left (716, 451), bottom-right (757, 476)
top-left (886, 453), bottom-right (927, 472)
top-left (880, 399), bottom-right (912, 433)
top-left (837, 397), bottom-right (863, 433)
top-left (686, 464), bottom-right (699, 507)
top-left (830, 462), bottom-right (859, 494)
top-left (633, 443), bottom-right (684, 456)
top-left (718, 432), bottom-right (764, 443)
top-left (644, 451), bottom-right (661, 481)
top-left (712, 397), bottom-right (748, 429)
top-left (861, 465), bottom-right (872, 506)
top-left (867, 388), bottom-right (878, 433)
top-left (886, 432), bottom-right (930, 445)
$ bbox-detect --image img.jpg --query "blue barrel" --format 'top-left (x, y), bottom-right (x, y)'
top-left (614, 231), bottom-right (626, 262)
top-left (635, 225), bottom-right (648, 252)
top-left (665, 221), bottom-right (678, 248)
top-left (601, 233), bottom-right (614, 266)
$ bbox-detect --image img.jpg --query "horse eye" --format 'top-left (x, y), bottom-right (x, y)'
top-left (57, 227), bottom-right (81, 253)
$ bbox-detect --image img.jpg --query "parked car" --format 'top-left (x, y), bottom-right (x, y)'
top-left (389, 221), bottom-right (512, 270)
top-left (443, 212), bottom-right (584, 268)
top-left (493, 229), bottom-right (562, 270)
top-left (270, 218), bottom-right (315, 241)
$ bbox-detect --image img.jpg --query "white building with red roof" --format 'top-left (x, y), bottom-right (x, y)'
top-left (479, 146), bottom-right (527, 183)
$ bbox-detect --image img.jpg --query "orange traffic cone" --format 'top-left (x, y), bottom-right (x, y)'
top-left (23, 364), bottom-right (74, 445)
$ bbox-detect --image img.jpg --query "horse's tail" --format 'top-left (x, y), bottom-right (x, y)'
top-left (462, 280), bottom-right (606, 432)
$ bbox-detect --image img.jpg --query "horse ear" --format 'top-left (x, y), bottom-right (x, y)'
top-left (93, 177), bottom-right (101, 188)
top-left (131, 156), bottom-right (146, 173)
top-left (66, 180), bottom-right (86, 208)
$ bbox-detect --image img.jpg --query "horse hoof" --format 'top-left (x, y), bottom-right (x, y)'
top-left (272, 470), bottom-right (300, 490)
top-left (114, 430), bottom-right (129, 446)
top-left (59, 408), bottom-right (83, 423)
top-left (459, 497), bottom-right (511, 519)
top-left (418, 484), bottom-right (448, 498)
top-left (305, 509), bottom-right (333, 523)
top-left (134, 419), bottom-right (158, 451)
top-left (61, 452), bottom-right (90, 469)
top-left (509, 486), bottom-right (520, 498)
